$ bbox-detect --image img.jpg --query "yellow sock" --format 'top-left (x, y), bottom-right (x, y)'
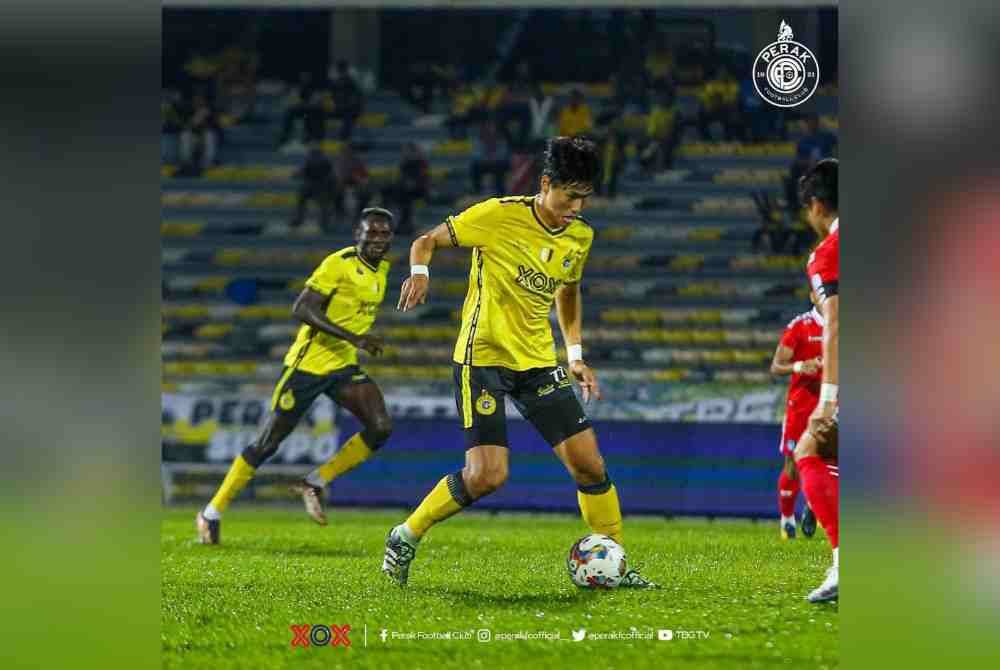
top-left (405, 471), bottom-right (471, 538)
top-left (312, 432), bottom-right (373, 485)
top-left (578, 483), bottom-right (624, 545)
top-left (208, 455), bottom-right (256, 514)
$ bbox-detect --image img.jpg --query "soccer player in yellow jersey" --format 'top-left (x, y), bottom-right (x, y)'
top-left (196, 208), bottom-right (396, 544)
top-left (381, 137), bottom-right (655, 587)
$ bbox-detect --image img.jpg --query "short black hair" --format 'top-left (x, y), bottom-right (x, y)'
top-left (798, 158), bottom-right (838, 211)
top-left (359, 206), bottom-right (395, 229)
top-left (541, 136), bottom-right (600, 189)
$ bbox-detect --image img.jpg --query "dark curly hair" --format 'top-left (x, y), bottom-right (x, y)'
top-left (541, 136), bottom-right (600, 188)
top-left (798, 158), bottom-right (838, 211)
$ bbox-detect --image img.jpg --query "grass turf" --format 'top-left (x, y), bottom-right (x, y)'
top-left (162, 506), bottom-right (838, 669)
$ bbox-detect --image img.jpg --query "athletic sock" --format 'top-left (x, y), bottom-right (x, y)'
top-left (206, 454), bottom-right (256, 518)
top-left (778, 470), bottom-right (800, 519)
top-left (405, 470), bottom-right (474, 539)
top-left (797, 455), bottom-right (839, 549)
top-left (305, 432), bottom-right (373, 487)
top-left (577, 477), bottom-right (623, 545)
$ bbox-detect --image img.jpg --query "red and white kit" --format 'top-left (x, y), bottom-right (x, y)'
top-left (807, 219), bottom-right (839, 304)
top-left (778, 309), bottom-right (824, 456)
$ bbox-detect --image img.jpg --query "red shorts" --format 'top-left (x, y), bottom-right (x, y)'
top-left (779, 408), bottom-right (812, 457)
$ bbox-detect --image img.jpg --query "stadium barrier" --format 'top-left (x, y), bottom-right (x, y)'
top-left (163, 394), bottom-right (783, 518)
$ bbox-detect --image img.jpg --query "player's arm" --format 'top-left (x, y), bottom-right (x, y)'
top-left (770, 343), bottom-right (821, 376)
top-left (806, 292), bottom-right (839, 433)
top-left (292, 288), bottom-right (383, 355)
top-left (770, 344), bottom-right (797, 376)
top-left (396, 222), bottom-right (455, 311)
top-left (818, 294), bottom-right (838, 387)
top-left (555, 281), bottom-right (602, 403)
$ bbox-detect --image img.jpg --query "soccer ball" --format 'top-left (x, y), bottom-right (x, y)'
top-left (567, 534), bottom-right (627, 589)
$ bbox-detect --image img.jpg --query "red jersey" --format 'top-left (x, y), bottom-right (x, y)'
top-left (780, 308), bottom-right (825, 411)
top-left (807, 218), bottom-right (839, 303)
top-left (777, 308), bottom-right (824, 454)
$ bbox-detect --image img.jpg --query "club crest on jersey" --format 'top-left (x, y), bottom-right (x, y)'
top-left (561, 250), bottom-right (582, 275)
top-left (475, 390), bottom-right (497, 415)
top-left (279, 389), bottom-right (295, 411)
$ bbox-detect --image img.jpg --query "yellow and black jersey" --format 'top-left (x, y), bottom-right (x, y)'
top-left (447, 196), bottom-right (594, 370)
top-left (284, 246), bottom-right (390, 375)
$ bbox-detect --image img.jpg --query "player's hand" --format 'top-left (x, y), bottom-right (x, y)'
top-left (799, 357), bottom-right (823, 375)
top-left (397, 274), bottom-right (429, 311)
top-left (569, 360), bottom-right (602, 404)
top-left (354, 334), bottom-right (384, 356)
top-left (807, 401), bottom-right (837, 443)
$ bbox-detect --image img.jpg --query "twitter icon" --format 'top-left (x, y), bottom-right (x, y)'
top-left (572, 629), bottom-right (586, 642)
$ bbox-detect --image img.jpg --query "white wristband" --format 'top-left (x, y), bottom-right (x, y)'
top-left (793, 361), bottom-right (803, 374)
top-left (567, 344), bottom-right (583, 363)
top-left (819, 383), bottom-right (839, 403)
top-left (410, 264), bottom-right (429, 277)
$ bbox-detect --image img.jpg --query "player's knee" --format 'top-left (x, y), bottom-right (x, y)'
top-left (793, 435), bottom-right (818, 461)
top-left (363, 416), bottom-right (393, 450)
top-left (242, 440), bottom-right (278, 468)
top-left (465, 462), bottom-right (508, 496)
top-left (572, 462), bottom-right (607, 488)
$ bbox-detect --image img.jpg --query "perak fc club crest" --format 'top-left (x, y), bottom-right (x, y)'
top-left (753, 20), bottom-right (820, 108)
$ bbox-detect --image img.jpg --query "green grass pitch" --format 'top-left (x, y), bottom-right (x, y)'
top-left (162, 507), bottom-right (838, 669)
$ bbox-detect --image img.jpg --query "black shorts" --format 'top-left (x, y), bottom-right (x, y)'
top-left (453, 363), bottom-right (592, 449)
top-left (270, 365), bottom-right (371, 422)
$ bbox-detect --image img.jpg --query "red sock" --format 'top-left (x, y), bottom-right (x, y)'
top-left (797, 455), bottom-right (839, 549)
top-left (778, 470), bottom-right (800, 518)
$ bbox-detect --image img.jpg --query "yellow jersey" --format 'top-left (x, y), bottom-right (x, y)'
top-left (284, 246), bottom-right (390, 375)
top-left (447, 196), bottom-right (594, 370)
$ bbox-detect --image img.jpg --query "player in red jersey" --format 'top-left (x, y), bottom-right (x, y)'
top-left (770, 292), bottom-right (824, 540)
top-left (795, 158), bottom-right (840, 602)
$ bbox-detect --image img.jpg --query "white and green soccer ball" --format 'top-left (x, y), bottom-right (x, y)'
top-left (567, 534), bottom-right (627, 589)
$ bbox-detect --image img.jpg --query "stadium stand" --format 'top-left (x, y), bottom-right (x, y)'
top-left (162, 80), bottom-right (836, 411)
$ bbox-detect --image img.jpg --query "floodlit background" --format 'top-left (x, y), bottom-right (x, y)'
top-left (0, 1), bottom-right (995, 668)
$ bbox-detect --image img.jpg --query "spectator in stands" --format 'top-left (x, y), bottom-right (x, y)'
top-left (751, 190), bottom-right (788, 253)
top-left (277, 72), bottom-right (330, 148)
top-left (739, 74), bottom-right (785, 142)
top-left (558, 88), bottom-right (594, 138)
top-left (405, 61), bottom-right (458, 114)
top-left (178, 93), bottom-right (221, 175)
top-left (644, 35), bottom-right (676, 95)
top-left (496, 61), bottom-right (534, 150)
top-left (329, 60), bottom-right (364, 141)
top-left (290, 143), bottom-right (336, 233)
top-left (384, 141), bottom-right (430, 234)
top-left (528, 83), bottom-right (556, 149)
top-left (470, 117), bottom-right (510, 195)
top-left (445, 81), bottom-right (486, 139)
top-left (214, 34), bottom-right (259, 123)
top-left (333, 143), bottom-right (373, 222)
top-left (594, 97), bottom-right (627, 198)
top-left (638, 89), bottom-right (680, 177)
top-left (405, 62), bottom-right (436, 113)
top-left (785, 114), bottom-right (837, 212)
top-left (697, 65), bottom-right (743, 141)
top-left (183, 50), bottom-right (219, 101)
top-left (161, 91), bottom-right (184, 163)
